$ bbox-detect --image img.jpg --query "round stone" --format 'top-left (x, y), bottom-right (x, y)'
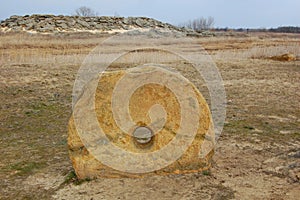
top-left (132, 126), bottom-right (153, 144)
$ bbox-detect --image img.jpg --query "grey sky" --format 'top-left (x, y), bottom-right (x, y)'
top-left (0, 0), bottom-right (299, 28)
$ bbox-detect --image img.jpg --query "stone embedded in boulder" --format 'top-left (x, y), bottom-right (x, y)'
top-left (68, 66), bottom-right (215, 179)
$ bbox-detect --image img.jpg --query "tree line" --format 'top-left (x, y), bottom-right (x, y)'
top-left (214, 26), bottom-right (300, 33)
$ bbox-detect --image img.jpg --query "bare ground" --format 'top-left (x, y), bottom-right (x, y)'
top-left (0, 32), bottom-right (299, 199)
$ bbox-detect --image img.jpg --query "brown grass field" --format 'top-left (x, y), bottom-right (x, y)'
top-left (0, 31), bottom-right (299, 199)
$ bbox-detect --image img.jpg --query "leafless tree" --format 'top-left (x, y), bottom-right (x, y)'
top-left (180, 17), bottom-right (215, 31)
top-left (75, 6), bottom-right (98, 17)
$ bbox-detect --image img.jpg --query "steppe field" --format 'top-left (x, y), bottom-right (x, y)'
top-left (0, 31), bottom-right (299, 199)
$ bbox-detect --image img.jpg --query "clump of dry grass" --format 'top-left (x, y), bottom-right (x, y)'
top-left (269, 53), bottom-right (297, 61)
top-left (214, 43), bottom-right (299, 61)
top-left (246, 45), bottom-right (299, 60)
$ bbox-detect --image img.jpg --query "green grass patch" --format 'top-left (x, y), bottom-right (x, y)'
top-left (63, 170), bottom-right (92, 185)
top-left (6, 161), bottom-right (47, 176)
top-left (202, 170), bottom-right (211, 176)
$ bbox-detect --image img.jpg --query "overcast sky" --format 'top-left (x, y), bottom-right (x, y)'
top-left (1, 0), bottom-right (299, 28)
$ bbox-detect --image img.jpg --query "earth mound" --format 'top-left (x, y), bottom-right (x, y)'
top-left (0, 15), bottom-right (194, 35)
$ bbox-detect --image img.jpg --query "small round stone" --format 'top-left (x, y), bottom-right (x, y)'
top-left (132, 126), bottom-right (153, 144)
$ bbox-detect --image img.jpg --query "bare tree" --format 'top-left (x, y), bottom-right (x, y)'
top-left (75, 6), bottom-right (98, 17)
top-left (180, 17), bottom-right (215, 31)
top-left (207, 16), bottom-right (215, 28)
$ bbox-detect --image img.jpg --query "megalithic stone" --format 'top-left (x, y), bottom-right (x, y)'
top-left (68, 66), bottom-right (215, 179)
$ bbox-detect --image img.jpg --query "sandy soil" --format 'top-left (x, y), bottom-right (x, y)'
top-left (0, 32), bottom-right (299, 199)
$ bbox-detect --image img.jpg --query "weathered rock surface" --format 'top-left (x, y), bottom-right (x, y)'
top-left (68, 66), bottom-right (215, 179)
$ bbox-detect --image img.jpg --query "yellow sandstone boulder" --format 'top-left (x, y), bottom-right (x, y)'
top-left (68, 66), bottom-right (215, 179)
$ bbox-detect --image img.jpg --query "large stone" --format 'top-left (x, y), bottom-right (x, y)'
top-left (95, 24), bottom-right (103, 29)
top-left (76, 19), bottom-right (90, 28)
top-left (36, 25), bottom-right (55, 32)
top-left (135, 18), bottom-right (146, 27)
top-left (56, 23), bottom-right (68, 29)
top-left (7, 22), bottom-right (17, 28)
top-left (25, 23), bottom-right (34, 30)
top-left (10, 15), bottom-right (19, 19)
top-left (69, 66), bottom-right (215, 179)
top-left (67, 19), bottom-right (76, 27)
top-left (122, 18), bottom-right (130, 24)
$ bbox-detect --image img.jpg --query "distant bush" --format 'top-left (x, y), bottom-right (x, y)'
top-left (180, 17), bottom-right (215, 31)
top-left (74, 6), bottom-right (98, 17)
top-left (214, 26), bottom-right (300, 33)
top-left (269, 26), bottom-right (300, 33)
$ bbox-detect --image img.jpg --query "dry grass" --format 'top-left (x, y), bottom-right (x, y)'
top-left (213, 43), bottom-right (299, 61)
top-left (1, 32), bottom-right (298, 65)
top-left (0, 32), bottom-right (109, 65)
top-left (197, 32), bottom-right (300, 61)
top-left (0, 31), bottom-right (299, 199)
